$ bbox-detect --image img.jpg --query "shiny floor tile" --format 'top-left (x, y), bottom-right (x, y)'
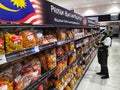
top-left (77, 81), bottom-right (101, 90)
top-left (102, 86), bottom-right (120, 90)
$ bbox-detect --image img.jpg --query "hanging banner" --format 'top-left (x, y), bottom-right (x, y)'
top-left (87, 19), bottom-right (96, 27)
top-left (83, 17), bottom-right (96, 27)
top-left (43, 1), bottom-right (83, 26)
top-left (0, 0), bottom-right (96, 27)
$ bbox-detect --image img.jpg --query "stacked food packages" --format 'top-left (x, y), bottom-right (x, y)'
top-left (19, 30), bottom-right (37, 48)
top-left (57, 46), bottom-right (65, 57)
top-left (68, 77), bottom-right (77, 89)
top-left (0, 56), bottom-right (41, 90)
top-left (39, 48), bottom-right (57, 71)
top-left (75, 66), bottom-right (83, 79)
top-left (56, 29), bottom-right (74, 41)
top-left (54, 58), bottom-right (67, 77)
top-left (56, 42), bottom-right (75, 57)
top-left (48, 64), bottom-right (77, 90)
top-left (68, 52), bottom-right (76, 65)
top-left (0, 29), bottom-right (74, 55)
top-left (5, 32), bottom-right (23, 53)
top-left (64, 85), bottom-right (72, 90)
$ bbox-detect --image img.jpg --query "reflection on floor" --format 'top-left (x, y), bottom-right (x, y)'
top-left (77, 38), bottom-right (120, 90)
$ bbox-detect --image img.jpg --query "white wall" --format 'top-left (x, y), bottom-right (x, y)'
top-left (75, 3), bottom-right (120, 16)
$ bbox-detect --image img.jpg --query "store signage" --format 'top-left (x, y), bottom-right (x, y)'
top-left (82, 17), bottom-right (96, 27)
top-left (111, 13), bottom-right (119, 21)
top-left (87, 19), bottom-right (96, 27)
top-left (43, 1), bottom-right (83, 26)
top-left (0, 0), bottom-right (96, 27)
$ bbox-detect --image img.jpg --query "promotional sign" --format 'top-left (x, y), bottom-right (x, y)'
top-left (0, 0), bottom-right (96, 27)
top-left (43, 1), bottom-right (83, 26)
top-left (87, 19), bottom-right (96, 27)
top-left (82, 17), bottom-right (97, 27)
top-left (0, 0), bottom-right (43, 24)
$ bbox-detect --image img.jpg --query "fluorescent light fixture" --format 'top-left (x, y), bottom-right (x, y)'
top-left (108, 6), bottom-right (120, 13)
top-left (111, 13), bottom-right (119, 16)
top-left (83, 9), bottom-right (96, 16)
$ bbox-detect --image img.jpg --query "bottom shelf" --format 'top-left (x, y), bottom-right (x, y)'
top-left (73, 49), bottom-right (98, 90)
top-left (24, 67), bottom-right (57, 90)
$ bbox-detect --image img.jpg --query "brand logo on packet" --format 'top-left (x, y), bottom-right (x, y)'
top-left (27, 33), bottom-right (34, 41)
top-left (0, 84), bottom-right (8, 90)
top-left (11, 35), bottom-right (22, 42)
top-left (0, 40), bottom-right (4, 46)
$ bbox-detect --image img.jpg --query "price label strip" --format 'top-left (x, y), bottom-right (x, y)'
top-left (0, 54), bottom-right (7, 65)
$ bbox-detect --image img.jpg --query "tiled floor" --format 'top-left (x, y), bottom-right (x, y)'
top-left (76, 38), bottom-right (120, 90)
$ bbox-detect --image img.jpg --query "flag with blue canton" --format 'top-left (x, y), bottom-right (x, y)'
top-left (0, 0), bottom-right (35, 21)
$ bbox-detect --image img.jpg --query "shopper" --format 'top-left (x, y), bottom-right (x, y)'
top-left (94, 30), bottom-right (111, 79)
top-left (108, 27), bottom-right (113, 46)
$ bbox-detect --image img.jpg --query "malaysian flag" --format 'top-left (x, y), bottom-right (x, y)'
top-left (0, 0), bottom-right (43, 24)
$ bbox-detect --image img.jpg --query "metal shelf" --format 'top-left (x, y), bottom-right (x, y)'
top-left (0, 24), bottom-right (84, 29)
top-left (3, 42), bottom-right (56, 65)
top-left (56, 39), bottom-right (74, 46)
top-left (75, 34), bottom-right (92, 41)
top-left (1, 38), bottom-right (75, 66)
top-left (0, 24), bottom-right (99, 29)
top-left (24, 67), bottom-right (57, 90)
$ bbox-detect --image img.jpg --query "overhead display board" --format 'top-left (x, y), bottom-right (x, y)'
top-left (0, 0), bottom-right (97, 27)
top-left (43, 1), bottom-right (83, 26)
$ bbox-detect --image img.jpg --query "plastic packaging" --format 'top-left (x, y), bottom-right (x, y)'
top-left (5, 32), bottom-right (23, 53)
top-left (0, 31), bottom-right (5, 54)
top-left (19, 30), bottom-right (37, 48)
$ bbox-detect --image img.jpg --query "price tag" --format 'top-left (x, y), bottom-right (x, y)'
top-left (74, 49), bottom-right (76, 52)
top-left (57, 40), bottom-right (66, 45)
top-left (0, 54), bottom-right (7, 65)
top-left (34, 46), bottom-right (39, 53)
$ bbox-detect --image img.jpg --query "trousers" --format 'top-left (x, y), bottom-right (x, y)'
top-left (98, 47), bottom-right (109, 76)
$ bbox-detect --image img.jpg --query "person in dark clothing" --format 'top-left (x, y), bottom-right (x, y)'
top-left (94, 31), bottom-right (111, 79)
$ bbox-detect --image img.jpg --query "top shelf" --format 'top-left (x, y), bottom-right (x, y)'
top-left (0, 24), bottom-right (99, 29)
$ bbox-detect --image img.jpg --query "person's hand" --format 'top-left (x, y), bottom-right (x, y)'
top-left (93, 43), bottom-right (99, 48)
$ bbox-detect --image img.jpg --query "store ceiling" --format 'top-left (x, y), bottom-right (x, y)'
top-left (48, 0), bottom-right (120, 9)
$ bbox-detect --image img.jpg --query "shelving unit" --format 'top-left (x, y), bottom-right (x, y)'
top-left (0, 1), bottom-right (101, 90)
top-left (0, 27), bottom-right (100, 90)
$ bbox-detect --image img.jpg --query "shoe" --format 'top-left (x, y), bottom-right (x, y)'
top-left (101, 75), bottom-right (109, 79)
top-left (96, 72), bottom-right (104, 75)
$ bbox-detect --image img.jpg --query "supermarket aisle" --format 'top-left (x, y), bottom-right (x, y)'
top-left (77, 38), bottom-right (120, 90)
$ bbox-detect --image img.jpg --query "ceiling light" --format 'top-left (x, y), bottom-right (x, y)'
top-left (113, 1), bottom-right (117, 3)
top-left (108, 6), bottom-right (120, 13)
top-left (83, 9), bottom-right (96, 16)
